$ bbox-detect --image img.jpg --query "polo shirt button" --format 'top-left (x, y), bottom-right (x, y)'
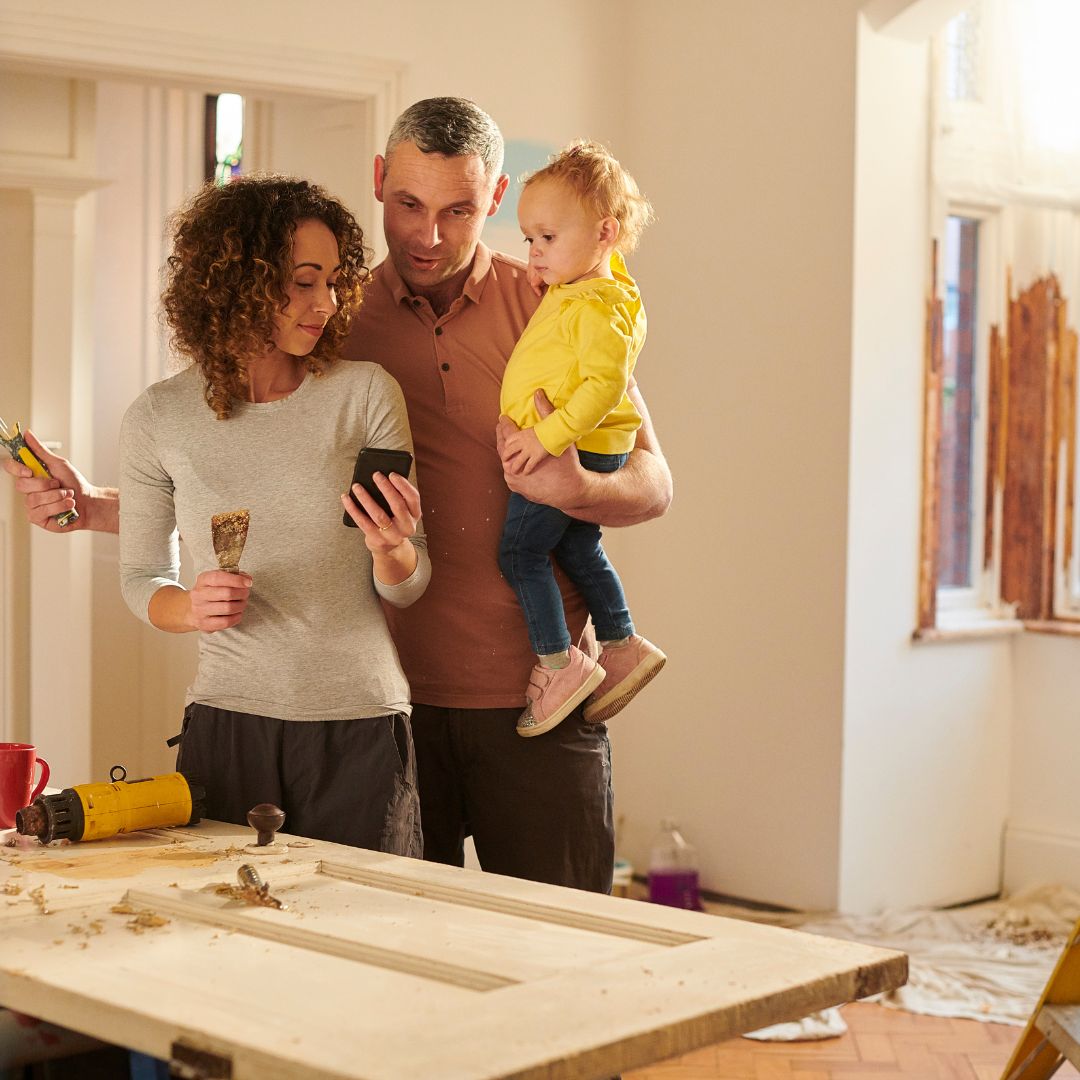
top-left (434, 327), bottom-right (443, 336)
top-left (441, 363), bottom-right (450, 372)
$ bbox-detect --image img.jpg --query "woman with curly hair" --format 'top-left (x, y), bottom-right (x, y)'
top-left (119, 175), bottom-right (429, 855)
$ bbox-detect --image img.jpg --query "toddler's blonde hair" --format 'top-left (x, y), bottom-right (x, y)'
top-left (523, 140), bottom-right (654, 255)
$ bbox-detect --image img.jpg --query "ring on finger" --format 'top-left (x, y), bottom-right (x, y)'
top-left (378, 521), bottom-right (392, 531)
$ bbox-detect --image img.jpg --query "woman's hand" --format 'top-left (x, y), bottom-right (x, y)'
top-left (187, 570), bottom-right (252, 630)
top-left (340, 472), bottom-right (421, 585)
top-left (185, 570), bottom-right (253, 632)
top-left (147, 572), bottom-right (252, 634)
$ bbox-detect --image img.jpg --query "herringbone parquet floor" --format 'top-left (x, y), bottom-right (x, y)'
top-left (625, 1001), bottom-right (1080, 1079)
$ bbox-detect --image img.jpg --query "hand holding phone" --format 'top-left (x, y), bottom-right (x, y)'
top-left (343, 446), bottom-right (414, 528)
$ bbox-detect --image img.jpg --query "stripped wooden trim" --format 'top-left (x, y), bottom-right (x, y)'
top-left (124, 887), bottom-right (518, 992)
top-left (985, 323), bottom-right (1004, 570)
top-left (1058, 300), bottom-right (1078, 602)
top-left (917, 240), bottom-right (944, 631)
top-left (997, 276), bottom-right (1080, 620)
top-left (317, 862), bottom-right (702, 947)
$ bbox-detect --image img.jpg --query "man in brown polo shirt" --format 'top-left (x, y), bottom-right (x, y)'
top-left (3, 96), bottom-right (671, 894)
top-left (341, 98), bottom-right (671, 892)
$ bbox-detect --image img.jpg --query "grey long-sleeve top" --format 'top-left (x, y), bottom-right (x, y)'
top-left (119, 360), bottom-right (430, 721)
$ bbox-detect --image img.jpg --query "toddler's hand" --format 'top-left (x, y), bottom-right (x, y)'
top-left (526, 265), bottom-right (545, 297)
top-left (502, 427), bottom-right (551, 476)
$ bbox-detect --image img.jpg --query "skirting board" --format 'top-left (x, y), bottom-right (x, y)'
top-left (1003, 826), bottom-right (1080, 894)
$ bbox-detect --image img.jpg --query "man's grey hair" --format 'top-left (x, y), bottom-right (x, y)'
top-left (385, 97), bottom-right (504, 180)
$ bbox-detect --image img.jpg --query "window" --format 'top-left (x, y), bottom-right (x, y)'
top-left (939, 215), bottom-right (980, 591)
top-left (204, 93), bottom-right (244, 185)
top-left (917, 241), bottom-right (1079, 635)
top-left (917, 208), bottom-right (1003, 634)
top-left (944, 7), bottom-right (981, 104)
top-left (919, 0), bottom-right (1080, 639)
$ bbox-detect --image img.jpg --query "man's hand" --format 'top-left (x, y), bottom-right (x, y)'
top-left (1, 428), bottom-right (118, 533)
top-left (496, 385), bottom-right (672, 527)
top-left (501, 426), bottom-right (551, 476)
top-left (497, 391), bottom-right (591, 511)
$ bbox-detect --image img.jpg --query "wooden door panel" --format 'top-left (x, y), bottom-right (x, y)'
top-left (0, 824), bottom-right (906, 1079)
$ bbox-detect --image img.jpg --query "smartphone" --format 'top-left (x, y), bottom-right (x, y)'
top-left (342, 446), bottom-right (413, 527)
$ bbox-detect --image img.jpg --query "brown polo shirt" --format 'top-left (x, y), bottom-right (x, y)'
top-left (343, 244), bottom-right (591, 708)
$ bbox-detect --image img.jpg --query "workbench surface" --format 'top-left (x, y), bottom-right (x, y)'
top-left (0, 822), bottom-right (907, 1080)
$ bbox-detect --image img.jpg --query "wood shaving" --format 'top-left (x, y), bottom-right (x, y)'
top-left (59, 884), bottom-right (79, 890)
top-left (29, 884), bottom-right (50, 914)
top-left (214, 882), bottom-right (288, 910)
top-left (127, 911), bottom-right (169, 933)
top-left (983, 911), bottom-right (1060, 947)
top-left (67, 920), bottom-right (104, 938)
top-left (108, 900), bottom-right (169, 932)
top-left (2, 880), bottom-right (22, 895)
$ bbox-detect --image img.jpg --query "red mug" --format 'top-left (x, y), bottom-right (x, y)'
top-left (0, 743), bottom-right (50, 829)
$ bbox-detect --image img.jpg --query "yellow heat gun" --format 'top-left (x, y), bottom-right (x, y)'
top-left (0, 416), bottom-right (78, 528)
top-left (15, 765), bottom-right (206, 844)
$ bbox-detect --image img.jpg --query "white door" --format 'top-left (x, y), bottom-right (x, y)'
top-left (0, 821), bottom-right (907, 1080)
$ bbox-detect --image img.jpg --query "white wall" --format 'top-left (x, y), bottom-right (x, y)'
top-left (1006, 634), bottom-right (1080, 891)
top-left (603, 0), bottom-right (867, 910)
top-left (89, 82), bottom-right (205, 778)
top-left (0, 188), bottom-right (33, 745)
top-left (0, 65), bottom-right (98, 781)
top-left (841, 17), bottom-right (1013, 912)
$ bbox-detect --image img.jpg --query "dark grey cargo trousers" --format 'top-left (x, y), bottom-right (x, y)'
top-left (175, 703), bottom-right (422, 857)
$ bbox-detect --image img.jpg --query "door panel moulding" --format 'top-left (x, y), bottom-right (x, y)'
top-left (0, 8), bottom-right (403, 245)
top-left (0, 10), bottom-right (402, 104)
top-left (862, 0), bottom-right (972, 40)
top-left (0, 78), bottom-right (95, 178)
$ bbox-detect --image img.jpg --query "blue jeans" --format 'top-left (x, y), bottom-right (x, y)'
top-left (498, 450), bottom-right (635, 655)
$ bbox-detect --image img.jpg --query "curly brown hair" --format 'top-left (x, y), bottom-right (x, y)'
top-left (161, 175), bottom-right (369, 419)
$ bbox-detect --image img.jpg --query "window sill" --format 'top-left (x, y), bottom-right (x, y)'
top-left (912, 615), bottom-right (1024, 643)
top-left (1023, 619), bottom-right (1080, 637)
